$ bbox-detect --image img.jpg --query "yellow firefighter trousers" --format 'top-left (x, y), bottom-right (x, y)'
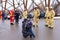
top-left (46, 17), bottom-right (49, 25)
top-left (33, 17), bottom-right (39, 27)
top-left (48, 17), bottom-right (54, 27)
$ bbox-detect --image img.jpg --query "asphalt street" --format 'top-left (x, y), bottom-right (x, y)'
top-left (0, 19), bottom-right (60, 40)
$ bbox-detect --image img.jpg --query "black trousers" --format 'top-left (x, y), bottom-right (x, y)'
top-left (15, 18), bottom-right (19, 23)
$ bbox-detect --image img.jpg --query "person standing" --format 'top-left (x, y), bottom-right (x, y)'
top-left (33, 7), bottom-right (40, 27)
top-left (9, 10), bottom-right (14, 25)
top-left (22, 9), bottom-right (28, 19)
top-left (0, 11), bottom-right (2, 20)
top-left (2, 11), bottom-right (5, 21)
top-left (48, 7), bottom-right (55, 29)
top-left (14, 10), bottom-right (20, 23)
top-left (45, 7), bottom-right (49, 27)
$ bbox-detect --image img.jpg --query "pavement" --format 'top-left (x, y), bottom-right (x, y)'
top-left (0, 18), bottom-right (60, 40)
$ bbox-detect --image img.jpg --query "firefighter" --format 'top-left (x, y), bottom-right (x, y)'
top-left (0, 11), bottom-right (2, 20)
top-left (33, 7), bottom-right (40, 27)
top-left (22, 10), bottom-right (28, 19)
top-left (9, 10), bottom-right (14, 25)
top-left (45, 7), bottom-right (49, 27)
top-left (48, 7), bottom-right (55, 29)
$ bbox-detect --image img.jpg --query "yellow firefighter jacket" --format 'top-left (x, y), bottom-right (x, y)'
top-left (23, 11), bottom-right (28, 19)
top-left (33, 9), bottom-right (40, 18)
